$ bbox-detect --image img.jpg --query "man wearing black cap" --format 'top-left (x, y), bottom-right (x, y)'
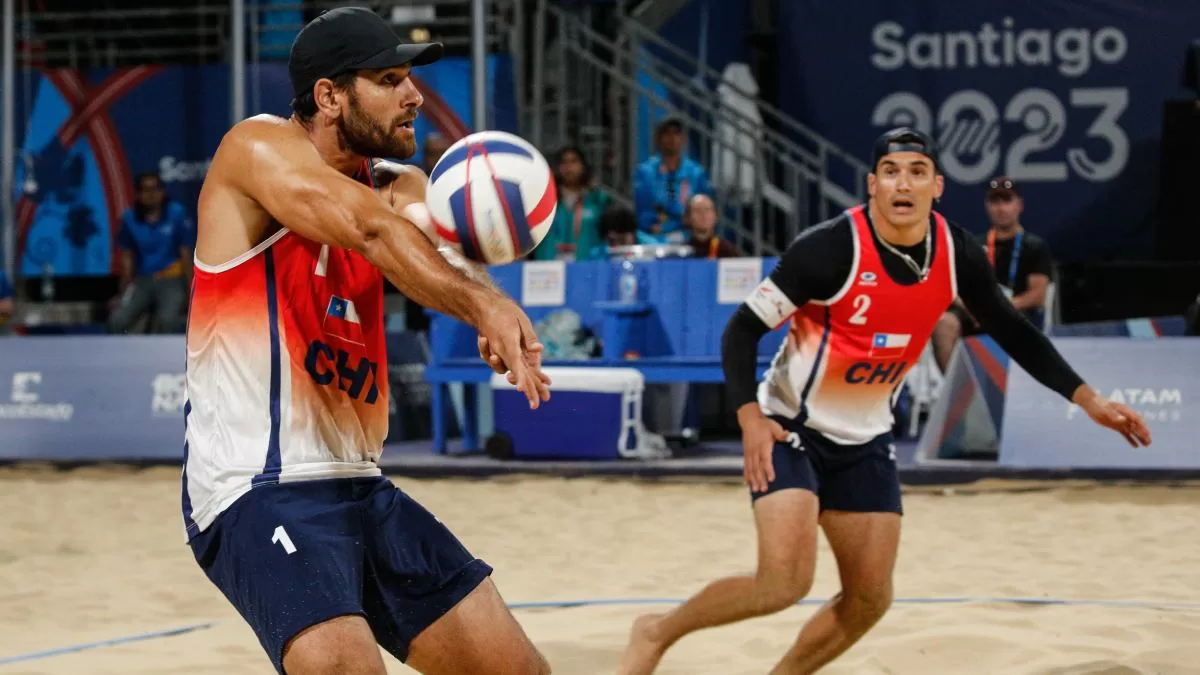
top-left (619, 127), bottom-right (1151, 675)
top-left (931, 175), bottom-right (1055, 372)
top-left (185, 7), bottom-right (550, 675)
top-left (633, 117), bottom-right (712, 241)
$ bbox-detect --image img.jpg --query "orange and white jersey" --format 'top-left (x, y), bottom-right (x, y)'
top-left (182, 160), bottom-right (389, 539)
top-left (749, 206), bottom-right (957, 444)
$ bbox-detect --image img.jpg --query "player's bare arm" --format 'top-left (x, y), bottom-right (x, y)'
top-left (204, 116), bottom-right (547, 407)
top-left (955, 236), bottom-right (1151, 447)
top-left (372, 159), bottom-right (550, 388)
top-left (370, 159), bottom-right (501, 291)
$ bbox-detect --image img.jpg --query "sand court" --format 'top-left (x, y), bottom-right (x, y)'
top-left (1, 465), bottom-right (1198, 674)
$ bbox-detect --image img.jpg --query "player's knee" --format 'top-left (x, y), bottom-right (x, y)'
top-left (842, 583), bottom-right (893, 627)
top-left (282, 617), bottom-right (385, 675)
top-left (755, 570), bottom-right (814, 614)
top-left (285, 648), bottom-right (385, 675)
top-left (532, 649), bottom-right (553, 675)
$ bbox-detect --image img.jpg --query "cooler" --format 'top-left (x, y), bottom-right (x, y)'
top-left (490, 367), bottom-right (657, 460)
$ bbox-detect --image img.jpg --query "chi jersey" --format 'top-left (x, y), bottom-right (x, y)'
top-left (759, 206), bottom-right (957, 444)
top-left (182, 160), bottom-right (389, 538)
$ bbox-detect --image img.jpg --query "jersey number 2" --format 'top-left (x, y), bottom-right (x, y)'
top-left (849, 294), bottom-right (871, 325)
top-left (272, 525), bottom-right (298, 555)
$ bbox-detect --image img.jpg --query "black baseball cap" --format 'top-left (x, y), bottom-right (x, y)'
top-left (288, 7), bottom-right (444, 99)
top-left (871, 127), bottom-right (939, 172)
top-left (986, 175), bottom-right (1019, 198)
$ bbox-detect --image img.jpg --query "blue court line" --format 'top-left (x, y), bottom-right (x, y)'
top-left (7, 596), bottom-right (1200, 667)
top-left (0, 622), bottom-right (215, 667)
top-left (508, 596), bottom-right (1200, 612)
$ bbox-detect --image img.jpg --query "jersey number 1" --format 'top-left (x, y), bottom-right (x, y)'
top-left (849, 294), bottom-right (871, 325)
top-left (272, 525), bottom-right (298, 555)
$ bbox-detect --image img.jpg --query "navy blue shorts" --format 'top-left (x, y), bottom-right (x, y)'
top-left (750, 418), bottom-right (903, 514)
top-left (188, 476), bottom-right (492, 673)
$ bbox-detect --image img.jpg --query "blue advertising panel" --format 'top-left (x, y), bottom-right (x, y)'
top-left (0, 336), bottom-right (186, 461)
top-left (1000, 338), bottom-right (1199, 468)
top-left (778, 1), bottom-right (1200, 260)
top-left (0, 332), bottom-right (434, 461)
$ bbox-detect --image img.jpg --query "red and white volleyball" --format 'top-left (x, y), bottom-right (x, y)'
top-left (424, 130), bottom-right (557, 265)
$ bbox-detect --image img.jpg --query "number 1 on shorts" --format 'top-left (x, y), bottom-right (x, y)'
top-left (272, 525), bottom-right (297, 555)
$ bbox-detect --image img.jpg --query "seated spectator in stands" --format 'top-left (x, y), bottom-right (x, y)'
top-left (634, 117), bottom-right (712, 243)
top-left (0, 267), bottom-right (13, 334)
top-left (420, 132), bottom-right (453, 175)
top-left (587, 205), bottom-right (662, 259)
top-left (108, 172), bottom-right (195, 334)
top-left (534, 146), bottom-right (611, 261)
top-left (684, 194), bottom-right (740, 258)
top-left (932, 176), bottom-right (1054, 372)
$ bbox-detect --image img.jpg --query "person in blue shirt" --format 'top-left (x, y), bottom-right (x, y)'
top-left (0, 267), bottom-right (14, 333)
top-left (108, 172), bottom-right (195, 334)
top-left (633, 117), bottom-right (712, 242)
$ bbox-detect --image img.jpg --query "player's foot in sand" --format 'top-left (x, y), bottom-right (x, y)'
top-left (617, 614), bottom-right (669, 675)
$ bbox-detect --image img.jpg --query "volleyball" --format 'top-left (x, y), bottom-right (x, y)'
top-left (424, 130), bottom-right (557, 265)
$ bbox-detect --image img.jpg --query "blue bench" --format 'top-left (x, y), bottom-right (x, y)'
top-left (424, 258), bottom-right (787, 453)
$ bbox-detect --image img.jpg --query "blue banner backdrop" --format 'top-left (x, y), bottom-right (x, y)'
top-left (777, 1), bottom-right (1200, 261)
top-left (9, 58), bottom-right (515, 277)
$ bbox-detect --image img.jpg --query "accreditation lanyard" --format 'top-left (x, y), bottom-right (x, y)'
top-left (987, 227), bottom-right (1023, 289)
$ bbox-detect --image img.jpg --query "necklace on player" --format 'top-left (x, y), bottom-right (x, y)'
top-left (873, 219), bottom-right (932, 282)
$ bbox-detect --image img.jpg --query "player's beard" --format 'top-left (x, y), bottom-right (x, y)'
top-left (339, 92), bottom-right (414, 160)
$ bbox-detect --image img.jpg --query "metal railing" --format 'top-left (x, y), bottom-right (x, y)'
top-left (14, 4), bottom-right (230, 69)
top-left (13, 0), bottom-right (509, 69)
top-left (525, 0), bottom-right (868, 255)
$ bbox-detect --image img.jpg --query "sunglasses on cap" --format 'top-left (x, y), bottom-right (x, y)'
top-left (988, 178), bottom-right (1015, 191)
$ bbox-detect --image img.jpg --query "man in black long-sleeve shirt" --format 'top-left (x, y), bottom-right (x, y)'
top-left (618, 128), bottom-right (1151, 675)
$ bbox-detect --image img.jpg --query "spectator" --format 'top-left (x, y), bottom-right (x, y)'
top-left (587, 205), bottom-right (662, 259)
top-left (108, 172), bottom-right (195, 334)
top-left (633, 117), bottom-right (712, 243)
top-left (421, 132), bottom-right (453, 175)
top-left (683, 194), bottom-right (740, 258)
top-left (534, 146), bottom-right (611, 261)
top-left (0, 267), bottom-right (13, 334)
top-left (932, 176), bottom-right (1054, 372)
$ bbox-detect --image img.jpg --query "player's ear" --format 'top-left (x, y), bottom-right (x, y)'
top-left (866, 172), bottom-right (877, 199)
top-left (934, 173), bottom-right (945, 200)
top-left (313, 78), bottom-right (343, 120)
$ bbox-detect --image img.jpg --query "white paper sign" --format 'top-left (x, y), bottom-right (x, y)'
top-left (717, 258), bottom-right (763, 305)
top-left (521, 261), bottom-right (566, 307)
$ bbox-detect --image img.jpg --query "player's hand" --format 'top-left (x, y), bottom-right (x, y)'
top-left (738, 405), bottom-right (789, 493)
top-left (1079, 393), bottom-right (1152, 448)
top-left (476, 300), bottom-right (552, 408)
top-left (478, 334), bottom-right (552, 395)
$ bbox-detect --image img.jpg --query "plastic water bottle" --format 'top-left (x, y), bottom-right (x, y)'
top-left (618, 260), bottom-right (638, 303)
top-left (41, 263), bottom-right (55, 302)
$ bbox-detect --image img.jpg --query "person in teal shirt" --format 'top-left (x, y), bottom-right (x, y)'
top-left (534, 146), bottom-right (612, 261)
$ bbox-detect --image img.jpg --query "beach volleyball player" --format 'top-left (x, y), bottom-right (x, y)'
top-left (183, 8), bottom-right (551, 675)
top-left (618, 128), bottom-right (1152, 674)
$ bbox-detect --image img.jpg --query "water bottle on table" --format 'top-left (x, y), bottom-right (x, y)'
top-left (618, 260), bottom-right (639, 304)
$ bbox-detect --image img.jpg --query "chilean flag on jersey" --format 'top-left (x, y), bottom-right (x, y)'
top-left (869, 332), bottom-right (910, 359)
top-left (324, 295), bottom-right (365, 346)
